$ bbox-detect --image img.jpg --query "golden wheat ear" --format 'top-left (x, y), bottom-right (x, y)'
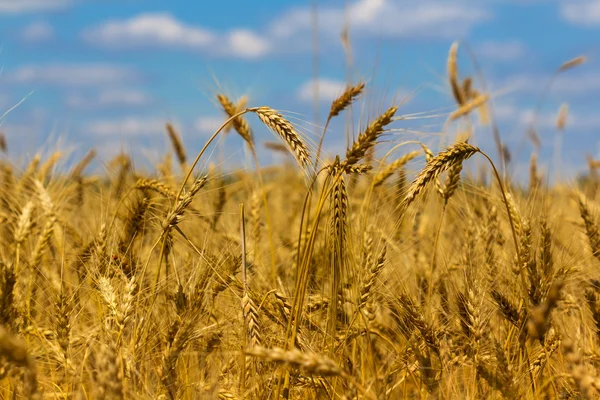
top-left (404, 142), bottom-right (479, 207)
top-left (251, 106), bottom-right (311, 169)
top-left (448, 42), bottom-right (464, 106)
top-left (328, 82), bottom-right (365, 120)
top-left (166, 123), bottom-right (187, 170)
top-left (344, 105), bottom-right (398, 168)
top-left (559, 55), bottom-right (586, 72)
top-left (217, 93), bottom-right (255, 150)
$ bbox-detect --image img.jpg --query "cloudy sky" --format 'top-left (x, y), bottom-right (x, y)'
top-left (0, 0), bottom-right (599, 177)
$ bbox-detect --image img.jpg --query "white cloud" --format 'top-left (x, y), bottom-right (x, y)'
top-left (82, 13), bottom-right (215, 49)
top-left (82, 1), bottom-right (489, 59)
top-left (226, 30), bottom-right (270, 58)
top-left (6, 64), bottom-right (140, 87)
top-left (86, 117), bottom-right (166, 136)
top-left (499, 71), bottom-right (600, 97)
top-left (21, 21), bottom-right (54, 42)
top-left (492, 101), bottom-right (599, 133)
top-left (297, 78), bottom-right (346, 103)
top-left (82, 12), bottom-right (271, 59)
top-left (0, 0), bottom-right (68, 13)
top-left (66, 88), bottom-right (152, 109)
top-left (194, 116), bottom-right (223, 135)
top-left (520, 108), bottom-right (600, 131)
top-left (476, 40), bottom-right (526, 62)
top-left (271, 0), bottom-right (489, 41)
top-left (561, 1), bottom-right (600, 25)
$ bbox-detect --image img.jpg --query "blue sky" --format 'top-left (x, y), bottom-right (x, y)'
top-left (0, 0), bottom-right (599, 178)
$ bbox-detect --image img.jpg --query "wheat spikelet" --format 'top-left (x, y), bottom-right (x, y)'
top-left (328, 172), bottom-right (348, 340)
top-left (13, 201), bottom-right (34, 244)
top-left (328, 81), bottom-right (365, 119)
top-left (160, 318), bottom-right (194, 398)
top-left (242, 292), bottom-right (262, 348)
top-left (505, 192), bottom-right (522, 236)
top-left (163, 175), bottom-right (208, 230)
top-left (344, 106), bottom-right (398, 167)
top-left (556, 103), bottom-right (569, 131)
top-left (539, 219), bottom-right (553, 278)
top-left (33, 179), bottom-right (54, 216)
top-left (491, 291), bottom-right (521, 327)
top-left (252, 106), bottom-right (310, 168)
top-left (30, 215), bottom-right (56, 268)
top-left (373, 151), bottom-right (419, 187)
top-left (119, 196), bottom-right (149, 256)
top-left (217, 94), bottom-right (254, 150)
top-left (264, 141), bottom-right (289, 154)
top-left (529, 153), bottom-right (540, 192)
top-left (0, 133), bottom-right (6, 153)
top-left (439, 163), bottom-right (463, 202)
top-left (448, 42), bottom-right (464, 106)
top-left (438, 140), bottom-right (469, 201)
top-left (38, 152), bottom-right (62, 181)
top-left (449, 93), bottom-right (489, 121)
top-left (69, 149), bottom-right (96, 178)
top-left (250, 189), bottom-right (261, 245)
top-left (559, 55), bottom-right (586, 72)
top-left (245, 346), bottom-right (342, 376)
top-left (113, 154), bottom-right (131, 198)
top-left (456, 287), bottom-right (484, 343)
top-left (530, 330), bottom-right (561, 373)
top-left (578, 194), bottom-right (600, 260)
top-left (134, 178), bottom-right (177, 199)
top-left (398, 293), bottom-right (441, 354)
top-left (166, 123), bottom-right (187, 169)
top-left (404, 142), bottom-right (479, 207)
top-left (17, 154), bottom-right (41, 195)
top-left (462, 77), bottom-right (473, 100)
top-left (54, 289), bottom-right (71, 357)
top-left (359, 244), bottom-right (386, 309)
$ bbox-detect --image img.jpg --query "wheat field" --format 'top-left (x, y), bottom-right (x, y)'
top-left (0, 45), bottom-right (599, 399)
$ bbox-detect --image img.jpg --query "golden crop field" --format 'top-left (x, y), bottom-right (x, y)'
top-left (0, 45), bottom-right (598, 399)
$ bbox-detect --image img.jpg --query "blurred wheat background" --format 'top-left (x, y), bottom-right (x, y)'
top-left (2, 1), bottom-right (600, 399)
